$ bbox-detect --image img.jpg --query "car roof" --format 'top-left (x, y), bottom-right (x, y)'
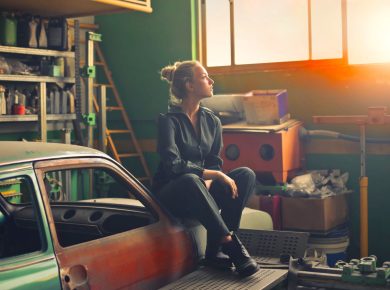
top-left (0, 141), bottom-right (107, 166)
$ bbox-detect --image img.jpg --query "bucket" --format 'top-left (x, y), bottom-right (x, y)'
top-left (308, 236), bottom-right (349, 267)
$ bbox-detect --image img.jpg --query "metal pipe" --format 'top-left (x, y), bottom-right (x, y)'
top-left (360, 124), bottom-right (369, 258)
top-left (98, 85), bottom-right (107, 153)
top-left (360, 176), bottom-right (369, 257)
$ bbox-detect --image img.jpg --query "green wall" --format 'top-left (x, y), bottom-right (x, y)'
top-left (97, 0), bottom-right (390, 262)
top-left (96, 0), bottom-right (193, 136)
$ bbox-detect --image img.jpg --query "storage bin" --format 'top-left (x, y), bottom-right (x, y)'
top-left (243, 89), bottom-right (289, 125)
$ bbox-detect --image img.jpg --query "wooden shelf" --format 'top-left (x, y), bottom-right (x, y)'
top-left (0, 74), bottom-right (75, 84)
top-left (0, 114), bottom-right (76, 122)
top-left (0, 0), bottom-right (152, 18)
top-left (0, 45), bottom-right (75, 58)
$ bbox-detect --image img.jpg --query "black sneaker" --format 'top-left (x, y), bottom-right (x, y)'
top-left (222, 234), bottom-right (259, 277)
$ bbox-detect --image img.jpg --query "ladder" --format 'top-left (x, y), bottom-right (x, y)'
top-left (92, 43), bottom-right (152, 184)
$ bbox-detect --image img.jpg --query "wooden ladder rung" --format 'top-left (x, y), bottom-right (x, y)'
top-left (94, 83), bottom-right (113, 88)
top-left (95, 43), bottom-right (151, 183)
top-left (107, 129), bottom-right (132, 134)
top-left (107, 106), bottom-right (123, 111)
top-left (118, 153), bottom-right (140, 158)
top-left (80, 61), bottom-right (104, 66)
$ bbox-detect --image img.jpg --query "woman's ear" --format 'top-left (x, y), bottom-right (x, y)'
top-left (185, 80), bottom-right (194, 92)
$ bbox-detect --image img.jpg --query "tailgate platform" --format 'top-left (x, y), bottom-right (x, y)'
top-left (159, 267), bottom-right (287, 290)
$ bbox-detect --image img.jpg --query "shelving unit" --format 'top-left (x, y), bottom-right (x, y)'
top-left (0, 0), bottom-right (152, 144)
top-left (0, 114), bottom-right (76, 122)
top-left (0, 45), bottom-right (75, 57)
top-left (0, 45), bottom-right (76, 142)
top-left (0, 0), bottom-right (152, 17)
top-left (0, 75), bottom-right (75, 83)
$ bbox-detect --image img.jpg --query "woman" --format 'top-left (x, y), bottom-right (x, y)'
top-left (152, 60), bottom-right (258, 277)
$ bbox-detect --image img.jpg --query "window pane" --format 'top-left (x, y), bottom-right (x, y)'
top-left (311, 0), bottom-right (343, 60)
top-left (0, 176), bottom-right (42, 259)
top-left (44, 168), bottom-right (157, 247)
top-left (205, 0), bottom-right (231, 66)
top-left (234, 0), bottom-right (309, 64)
top-left (348, 0), bottom-right (390, 64)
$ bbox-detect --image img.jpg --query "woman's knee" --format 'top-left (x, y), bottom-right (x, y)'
top-left (177, 173), bottom-right (204, 188)
top-left (231, 167), bottom-right (256, 182)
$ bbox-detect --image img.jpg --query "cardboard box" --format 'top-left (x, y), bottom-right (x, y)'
top-left (281, 193), bottom-right (350, 232)
top-left (243, 89), bottom-right (289, 125)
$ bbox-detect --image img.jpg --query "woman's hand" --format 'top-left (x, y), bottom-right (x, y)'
top-left (217, 172), bottom-right (238, 199)
top-left (203, 169), bottom-right (238, 199)
top-left (204, 179), bottom-right (213, 190)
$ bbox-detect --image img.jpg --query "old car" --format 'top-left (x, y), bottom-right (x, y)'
top-left (0, 141), bottom-right (196, 290)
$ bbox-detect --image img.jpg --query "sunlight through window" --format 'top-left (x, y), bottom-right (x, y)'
top-left (234, 0), bottom-right (308, 64)
top-left (348, 0), bottom-right (390, 64)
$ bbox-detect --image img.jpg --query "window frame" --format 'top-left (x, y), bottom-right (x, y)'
top-left (34, 157), bottom-right (164, 249)
top-left (197, 0), bottom-right (349, 74)
top-left (0, 166), bottom-right (51, 265)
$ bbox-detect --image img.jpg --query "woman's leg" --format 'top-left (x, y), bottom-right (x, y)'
top-left (156, 172), bottom-right (258, 277)
top-left (155, 173), bottom-right (230, 240)
top-left (209, 167), bottom-right (256, 231)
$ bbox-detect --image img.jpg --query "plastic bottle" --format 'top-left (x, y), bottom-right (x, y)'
top-left (28, 17), bottom-right (38, 48)
top-left (38, 18), bottom-right (48, 48)
top-left (0, 13), bottom-right (17, 46)
top-left (0, 85), bottom-right (6, 115)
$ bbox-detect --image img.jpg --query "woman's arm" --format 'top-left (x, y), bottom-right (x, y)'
top-left (204, 116), bottom-right (223, 171)
top-left (203, 117), bottom-right (237, 198)
top-left (203, 169), bottom-right (238, 199)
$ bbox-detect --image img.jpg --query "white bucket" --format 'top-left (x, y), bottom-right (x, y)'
top-left (308, 237), bottom-right (349, 266)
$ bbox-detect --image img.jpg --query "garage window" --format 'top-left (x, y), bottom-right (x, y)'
top-left (200, 0), bottom-right (390, 72)
top-left (200, 0), bottom-right (344, 70)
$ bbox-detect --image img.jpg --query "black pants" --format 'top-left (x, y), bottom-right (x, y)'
top-left (155, 167), bottom-right (256, 242)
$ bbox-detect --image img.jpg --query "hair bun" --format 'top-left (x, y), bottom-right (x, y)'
top-left (161, 66), bottom-right (175, 82)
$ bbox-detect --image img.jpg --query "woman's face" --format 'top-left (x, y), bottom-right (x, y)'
top-left (189, 64), bottom-right (214, 100)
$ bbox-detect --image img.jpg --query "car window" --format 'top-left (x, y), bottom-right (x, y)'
top-left (0, 176), bottom-right (43, 259)
top-left (43, 167), bottom-right (157, 247)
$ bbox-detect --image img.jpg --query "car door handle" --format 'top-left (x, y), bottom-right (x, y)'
top-left (63, 264), bottom-right (90, 290)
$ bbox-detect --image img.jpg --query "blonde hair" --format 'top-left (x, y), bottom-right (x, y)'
top-left (160, 60), bottom-right (199, 104)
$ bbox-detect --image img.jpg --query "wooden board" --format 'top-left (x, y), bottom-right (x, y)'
top-left (223, 119), bottom-right (302, 133)
top-left (0, 0), bottom-right (152, 18)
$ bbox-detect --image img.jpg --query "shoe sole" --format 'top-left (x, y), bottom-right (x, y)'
top-left (203, 259), bottom-right (234, 271)
top-left (237, 264), bottom-right (259, 277)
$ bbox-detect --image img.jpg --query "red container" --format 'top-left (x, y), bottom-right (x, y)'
top-left (13, 104), bottom-right (25, 115)
top-left (222, 120), bottom-right (303, 183)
